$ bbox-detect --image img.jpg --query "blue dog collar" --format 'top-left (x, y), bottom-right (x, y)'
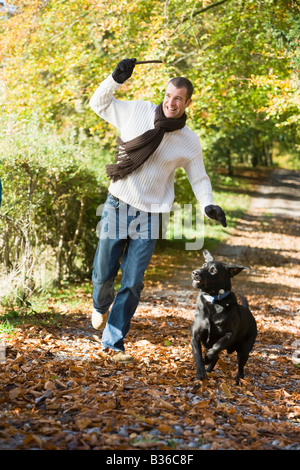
top-left (202, 291), bottom-right (231, 304)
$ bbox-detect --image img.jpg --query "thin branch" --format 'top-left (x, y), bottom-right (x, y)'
top-left (185, 0), bottom-right (233, 21)
top-left (166, 0), bottom-right (233, 39)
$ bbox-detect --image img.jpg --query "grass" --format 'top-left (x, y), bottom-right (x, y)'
top-left (0, 301), bottom-right (64, 332)
top-left (274, 149), bottom-right (300, 170)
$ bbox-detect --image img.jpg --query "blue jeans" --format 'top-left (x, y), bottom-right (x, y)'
top-left (92, 194), bottom-right (159, 352)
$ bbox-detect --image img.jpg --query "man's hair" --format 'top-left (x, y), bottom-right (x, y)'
top-left (168, 77), bottom-right (194, 101)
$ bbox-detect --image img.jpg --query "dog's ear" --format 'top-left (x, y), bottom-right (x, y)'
top-left (203, 250), bottom-right (214, 262)
top-left (227, 265), bottom-right (250, 277)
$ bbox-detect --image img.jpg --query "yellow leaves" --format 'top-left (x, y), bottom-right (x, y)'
top-left (128, 410), bottom-right (148, 422)
top-left (75, 417), bottom-right (92, 431)
top-left (147, 388), bottom-right (176, 411)
top-left (194, 398), bottom-right (211, 409)
top-left (187, 398), bottom-right (210, 417)
top-left (23, 433), bottom-right (43, 449)
top-left (9, 387), bottom-right (23, 400)
top-left (157, 398), bottom-right (176, 411)
top-left (157, 423), bottom-right (172, 434)
top-left (220, 381), bottom-right (233, 398)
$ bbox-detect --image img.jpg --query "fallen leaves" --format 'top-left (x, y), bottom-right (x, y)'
top-left (0, 276), bottom-right (299, 451)
top-left (220, 382), bottom-right (233, 398)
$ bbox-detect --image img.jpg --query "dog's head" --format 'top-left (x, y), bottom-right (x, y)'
top-left (192, 250), bottom-right (249, 296)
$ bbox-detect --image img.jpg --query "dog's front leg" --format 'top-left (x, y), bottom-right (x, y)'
top-left (204, 331), bottom-right (233, 370)
top-left (191, 329), bottom-right (207, 380)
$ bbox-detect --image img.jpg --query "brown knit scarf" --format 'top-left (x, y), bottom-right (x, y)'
top-left (106, 102), bottom-right (187, 182)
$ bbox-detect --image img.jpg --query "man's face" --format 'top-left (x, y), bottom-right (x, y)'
top-left (163, 83), bottom-right (192, 119)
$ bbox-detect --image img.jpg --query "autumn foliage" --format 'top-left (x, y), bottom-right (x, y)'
top-left (0, 0), bottom-right (299, 451)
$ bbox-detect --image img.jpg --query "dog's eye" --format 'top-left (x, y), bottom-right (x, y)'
top-left (209, 266), bottom-right (218, 275)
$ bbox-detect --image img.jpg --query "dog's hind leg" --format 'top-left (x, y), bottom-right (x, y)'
top-left (236, 333), bottom-right (256, 384)
top-left (236, 348), bottom-right (251, 385)
top-left (205, 354), bottom-right (219, 373)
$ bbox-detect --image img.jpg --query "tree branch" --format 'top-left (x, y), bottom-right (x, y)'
top-left (165, 0), bottom-right (233, 39)
top-left (187, 0), bottom-right (233, 21)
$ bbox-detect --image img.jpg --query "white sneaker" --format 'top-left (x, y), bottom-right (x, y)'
top-left (111, 351), bottom-right (135, 363)
top-left (92, 309), bottom-right (108, 330)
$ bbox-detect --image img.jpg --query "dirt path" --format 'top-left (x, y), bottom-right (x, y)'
top-left (0, 169), bottom-right (299, 451)
top-left (138, 167), bottom-right (300, 449)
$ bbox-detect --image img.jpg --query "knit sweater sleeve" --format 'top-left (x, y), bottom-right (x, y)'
top-left (182, 132), bottom-right (214, 213)
top-left (89, 74), bottom-right (133, 130)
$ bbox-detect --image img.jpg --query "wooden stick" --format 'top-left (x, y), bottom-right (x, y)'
top-left (135, 60), bottom-right (163, 64)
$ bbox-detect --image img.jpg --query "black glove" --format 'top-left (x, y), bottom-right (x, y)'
top-left (205, 205), bottom-right (227, 227)
top-left (112, 58), bottom-right (136, 84)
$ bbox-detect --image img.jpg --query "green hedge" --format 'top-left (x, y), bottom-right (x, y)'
top-left (0, 118), bottom-right (108, 298)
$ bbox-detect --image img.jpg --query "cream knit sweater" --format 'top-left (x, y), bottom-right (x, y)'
top-left (89, 74), bottom-right (214, 213)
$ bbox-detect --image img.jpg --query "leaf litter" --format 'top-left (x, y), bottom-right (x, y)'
top-left (0, 169), bottom-right (299, 450)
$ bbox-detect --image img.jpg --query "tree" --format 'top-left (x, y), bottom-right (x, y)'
top-left (1, 1), bottom-right (298, 152)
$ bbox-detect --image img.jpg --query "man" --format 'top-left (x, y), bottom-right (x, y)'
top-left (89, 58), bottom-right (226, 363)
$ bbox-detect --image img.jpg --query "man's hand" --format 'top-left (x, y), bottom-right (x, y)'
top-left (205, 205), bottom-right (227, 227)
top-left (112, 58), bottom-right (136, 84)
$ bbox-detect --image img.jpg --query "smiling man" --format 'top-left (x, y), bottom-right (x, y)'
top-left (89, 58), bottom-right (227, 363)
top-left (163, 78), bottom-right (192, 119)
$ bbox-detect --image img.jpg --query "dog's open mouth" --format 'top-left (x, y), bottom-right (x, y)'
top-left (192, 272), bottom-right (206, 289)
top-left (192, 279), bottom-right (204, 289)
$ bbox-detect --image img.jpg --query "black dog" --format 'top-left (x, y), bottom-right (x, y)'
top-left (191, 250), bottom-right (257, 385)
